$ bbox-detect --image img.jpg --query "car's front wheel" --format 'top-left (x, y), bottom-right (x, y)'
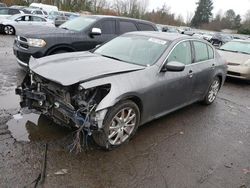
top-left (4, 25), bottom-right (15, 35)
top-left (93, 100), bottom-right (140, 150)
top-left (202, 77), bottom-right (221, 105)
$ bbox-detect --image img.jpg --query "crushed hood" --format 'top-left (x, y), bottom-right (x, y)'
top-left (29, 52), bottom-right (145, 86)
top-left (217, 50), bottom-right (250, 65)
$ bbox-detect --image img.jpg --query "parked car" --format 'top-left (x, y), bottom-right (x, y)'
top-left (54, 15), bottom-right (68, 27)
top-left (15, 32), bottom-right (227, 149)
top-left (13, 15), bottom-right (158, 68)
top-left (0, 7), bottom-right (24, 19)
top-left (210, 33), bottom-right (233, 47)
top-left (10, 5), bottom-right (27, 9)
top-left (48, 11), bottom-right (79, 26)
top-left (0, 14), bottom-right (54, 35)
top-left (29, 3), bottom-right (58, 13)
top-left (218, 40), bottom-right (250, 80)
top-left (22, 8), bottom-right (48, 18)
top-left (0, 3), bottom-right (7, 7)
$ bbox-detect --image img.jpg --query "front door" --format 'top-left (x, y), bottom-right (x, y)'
top-left (153, 41), bottom-right (195, 117)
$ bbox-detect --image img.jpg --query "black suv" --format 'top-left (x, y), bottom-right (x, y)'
top-left (13, 15), bottom-right (157, 68)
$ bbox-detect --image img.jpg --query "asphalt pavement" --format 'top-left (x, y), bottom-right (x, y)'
top-left (0, 35), bottom-right (249, 188)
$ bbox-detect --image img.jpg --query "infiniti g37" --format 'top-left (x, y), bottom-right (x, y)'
top-left (16, 32), bottom-right (227, 149)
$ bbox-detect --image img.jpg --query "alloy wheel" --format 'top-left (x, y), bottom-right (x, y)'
top-left (4, 26), bottom-right (14, 35)
top-left (108, 107), bottom-right (136, 145)
top-left (208, 80), bottom-right (220, 103)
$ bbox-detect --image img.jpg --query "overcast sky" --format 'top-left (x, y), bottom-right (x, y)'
top-left (148, 0), bottom-right (250, 21)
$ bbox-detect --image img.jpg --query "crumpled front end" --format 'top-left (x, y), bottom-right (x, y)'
top-left (16, 71), bottom-right (110, 132)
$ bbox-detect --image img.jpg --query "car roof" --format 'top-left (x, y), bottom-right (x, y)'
top-left (126, 31), bottom-right (191, 41)
top-left (10, 13), bottom-right (46, 18)
top-left (86, 15), bottom-right (155, 24)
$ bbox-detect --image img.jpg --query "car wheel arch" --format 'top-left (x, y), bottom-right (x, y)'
top-left (96, 92), bottom-right (143, 117)
top-left (46, 45), bottom-right (76, 55)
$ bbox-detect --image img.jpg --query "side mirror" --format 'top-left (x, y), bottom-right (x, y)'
top-left (90, 28), bottom-right (101, 36)
top-left (161, 61), bottom-right (185, 72)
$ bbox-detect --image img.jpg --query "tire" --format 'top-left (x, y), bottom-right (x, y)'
top-left (50, 49), bottom-right (69, 55)
top-left (92, 100), bottom-right (140, 150)
top-left (202, 77), bottom-right (221, 105)
top-left (4, 25), bottom-right (15, 35)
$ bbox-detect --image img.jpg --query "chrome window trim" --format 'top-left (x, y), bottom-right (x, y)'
top-left (159, 38), bottom-right (215, 72)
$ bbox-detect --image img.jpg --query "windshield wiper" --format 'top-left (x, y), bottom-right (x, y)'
top-left (220, 49), bottom-right (250, 55)
top-left (100, 54), bottom-right (126, 62)
top-left (60, 27), bottom-right (68, 30)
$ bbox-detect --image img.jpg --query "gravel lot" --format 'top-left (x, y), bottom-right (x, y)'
top-left (0, 35), bottom-right (249, 188)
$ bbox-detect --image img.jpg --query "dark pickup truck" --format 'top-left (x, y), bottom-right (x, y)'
top-left (13, 15), bottom-right (158, 68)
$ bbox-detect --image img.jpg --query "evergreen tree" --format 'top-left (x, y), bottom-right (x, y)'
top-left (234, 14), bottom-right (241, 29)
top-left (191, 0), bottom-right (213, 27)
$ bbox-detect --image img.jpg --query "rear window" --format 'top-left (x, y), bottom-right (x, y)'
top-left (193, 41), bottom-right (209, 62)
top-left (9, 9), bottom-right (20, 15)
top-left (119, 21), bottom-right (137, 34)
top-left (0, 8), bottom-right (8, 15)
top-left (138, 23), bottom-right (155, 31)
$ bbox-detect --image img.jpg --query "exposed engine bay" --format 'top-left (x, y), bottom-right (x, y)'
top-left (16, 72), bottom-right (111, 151)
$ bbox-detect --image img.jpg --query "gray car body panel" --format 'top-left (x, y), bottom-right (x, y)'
top-left (29, 32), bottom-right (227, 127)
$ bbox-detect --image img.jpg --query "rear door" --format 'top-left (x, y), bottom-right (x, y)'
top-left (30, 16), bottom-right (47, 26)
top-left (191, 41), bottom-right (216, 100)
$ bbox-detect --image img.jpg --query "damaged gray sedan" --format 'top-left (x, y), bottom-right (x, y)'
top-left (16, 32), bottom-right (227, 149)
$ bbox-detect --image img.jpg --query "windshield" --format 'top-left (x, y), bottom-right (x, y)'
top-left (59, 16), bottom-right (97, 31)
top-left (220, 41), bottom-right (250, 54)
top-left (94, 35), bottom-right (169, 66)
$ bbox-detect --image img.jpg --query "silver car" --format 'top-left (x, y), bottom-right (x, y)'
top-left (218, 40), bottom-right (250, 80)
top-left (16, 32), bottom-right (227, 149)
top-left (0, 14), bottom-right (54, 35)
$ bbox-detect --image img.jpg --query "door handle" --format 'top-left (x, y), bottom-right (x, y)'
top-left (188, 70), bottom-right (193, 78)
top-left (211, 64), bottom-right (215, 69)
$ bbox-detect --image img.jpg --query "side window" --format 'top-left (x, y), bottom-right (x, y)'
top-left (138, 23), bottom-right (155, 31)
top-left (31, 16), bottom-right (43, 22)
top-left (100, 20), bottom-right (116, 34)
top-left (168, 41), bottom-right (192, 65)
top-left (207, 45), bottom-right (214, 59)
top-left (119, 21), bottom-right (137, 34)
top-left (193, 41), bottom-right (209, 62)
top-left (35, 10), bottom-right (42, 15)
top-left (9, 9), bottom-right (20, 15)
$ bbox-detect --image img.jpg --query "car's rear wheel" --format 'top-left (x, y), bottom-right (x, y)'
top-left (4, 25), bottom-right (15, 35)
top-left (92, 100), bottom-right (140, 150)
top-left (202, 77), bottom-right (221, 105)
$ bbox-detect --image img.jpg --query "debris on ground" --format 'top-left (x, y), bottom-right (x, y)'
top-left (180, 131), bottom-right (184, 135)
top-left (224, 163), bottom-right (233, 168)
top-left (242, 168), bottom-right (250, 174)
top-left (54, 169), bottom-right (68, 175)
top-left (13, 113), bottom-right (23, 120)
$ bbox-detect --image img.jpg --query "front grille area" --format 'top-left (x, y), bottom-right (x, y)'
top-left (228, 71), bottom-right (241, 77)
top-left (17, 36), bottom-right (29, 50)
top-left (16, 51), bottom-right (30, 64)
top-left (19, 36), bottom-right (27, 42)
